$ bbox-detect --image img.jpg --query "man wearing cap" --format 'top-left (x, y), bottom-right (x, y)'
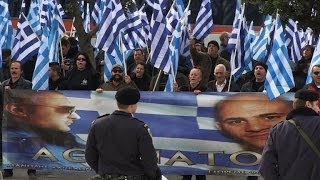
top-left (190, 39), bottom-right (229, 86)
top-left (207, 40), bottom-right (230, 82)
top-left (259, 89), bottom-right (320, 180)
top-left (241, 61), bottom-right (267, 92)
top-left (96, 64), bottom-right (137, 92)
top-left (86, 87), bottom-right (161, 180)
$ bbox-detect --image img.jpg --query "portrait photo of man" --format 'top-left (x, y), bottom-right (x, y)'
top-left (214, 93), bottom-right (292, 153)
top-left (3, 90), bottom-right (87, 168)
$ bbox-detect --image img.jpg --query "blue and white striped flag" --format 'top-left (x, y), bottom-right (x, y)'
top-left (81, 1), bottom-right (91, 33)
top-left (165, 20), bottom-right (183, 92)
top-left (32, 25), bottom-right (49, 90)
top-left (0, 0), bottom-right (13, 49)
top-left (192, 0), bottom-right (213, 41)
top-left (122, 8), bottom-right (147, 51)
top-left (233, 0), bottom-right (241, 27)
top-left (27, 0), bottom-right (41, 36)
top-left (243, 21), bottom-right (255, 72)
top-left (104, 41), bottom-right (124, 81)
top-left (284, 19), bottom-right (302, 62)
top-left (40, 0), bottom-right (51, 29)
top-left (264, 14), bottom-right (295, 100)
top-left (306, 35), bottom-right (320, 84)
top-left (91, 0), bottom-right (106, 25)
top-left (11, 14), bottom-right (40, 63)
top-left (149, 0), bottom-right (171, 73)
top-left (252, 15), bottom-right (273, 62)
top-left (166, 0), bottom-right (180, 35)
top-left (138, 5), bottom-right (151, 46)
top-left (96, 0), bottom-right (127, 54)
top-left (227, 4), bottom-right (247, 80)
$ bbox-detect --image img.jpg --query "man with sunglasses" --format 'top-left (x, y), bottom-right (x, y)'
top-left (304, 64), bottom-right (320, 109)
top-left (96, 64), bottom-right (137, 92)
top-left (2, 91), bottom-right (83, 178)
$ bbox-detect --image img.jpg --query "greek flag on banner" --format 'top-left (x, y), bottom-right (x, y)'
top-left (149, 0), bottom-right (171, 73)
top-left (11, 14), bottom-right (40, 63)
top-left (306, 35), bottom-right (320, 84)
top-left (192, 0), bottom-right (213, 41)
top-left (264, 14), bottom-right (295, 100)
top-left (32, 26), bottom-right (49, 90)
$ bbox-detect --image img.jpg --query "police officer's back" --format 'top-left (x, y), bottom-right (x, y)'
top-left (85, 87), bottom-right (161, 180)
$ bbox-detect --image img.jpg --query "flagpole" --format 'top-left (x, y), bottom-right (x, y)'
top-left (119, 33), bottom-right (127, 75)
top-left (227, 3), bottom-right (245, 92)
top-left (70, 17), bottom-right (75, 37)
top-left (152, 70), bottom-right (162, 92)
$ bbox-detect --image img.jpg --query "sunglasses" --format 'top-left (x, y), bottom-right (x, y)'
top-left (77, 57), bottom-right (86, 61)
top-left (313, 71), bottom-right (320, 75)
top-left (19, 104), bottom-right (76, 115)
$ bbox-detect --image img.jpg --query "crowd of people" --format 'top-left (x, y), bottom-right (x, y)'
top-left (1, 32), bottom-right (320, 180)
top-left (1, 33), bottom-right (316, 96)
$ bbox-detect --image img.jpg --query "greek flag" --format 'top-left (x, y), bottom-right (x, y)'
top-left (95, 0), bottom-right (127, 54)
top-left (306, 35), bottom-right (320, 84)
top-left (40, 0), bottom-right (51, 28)
top-left (243, 21), bottom-right (255, 72)
top-left (0, 0), bottom-right (13, 49)
top-left (164, 20), bottom-right (183, 92)
top-left (27, 0), bottom-right (41, 36)
top-left (149, 0), bottom-right (171, 73)
top-left (252, 15), bottom-right (273, 62)
top-left (104, 41), bottom-right (123, 81)
top-left (11, 14), bottom-right (40, 63)
top-left (92, 0), bottom-right (103, 24)
top-left (138, 5), bottom-right (151, 47)
top-left (285, 19), bottom-right (302, 62)
top-left (264, 14), bottom-right (295, 100)
top-left (228, 4), bottom-right (246, 80)
top-left (122, 8), bottom-right (146, 51)
top-left (81, 1), bottom-right (91, 33)
top-left (32, 26), bottom-right (49, 90)
top-left (192, 0), bottom-right (213, 41)
top-left (166, 1), bottom-right (180, 35)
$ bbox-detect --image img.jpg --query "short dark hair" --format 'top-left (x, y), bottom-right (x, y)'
top-left (60, 37), bottom-right (70, 47)
top-left (49, 62), bottom-right (60, 73)
top-left (134, 48), bottom-right (144, 54)
top-left (10, 61), bottom-right (24, 71)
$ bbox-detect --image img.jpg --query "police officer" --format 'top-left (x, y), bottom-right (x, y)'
top-left (85, 87), bottom-right (161, 180)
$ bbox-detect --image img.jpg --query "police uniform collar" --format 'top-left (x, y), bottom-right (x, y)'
top-left (113, 110), bottom-right (133, 117)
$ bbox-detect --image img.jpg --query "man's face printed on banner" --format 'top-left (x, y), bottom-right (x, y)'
top-left (215, 94), bottom-right (291, 153)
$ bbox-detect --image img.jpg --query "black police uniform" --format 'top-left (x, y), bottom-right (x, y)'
top-left (85, 87), bottom-right (161, 180)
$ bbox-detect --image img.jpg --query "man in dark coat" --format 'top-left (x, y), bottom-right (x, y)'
top-left (85, 87), bottom-right (161, 180)
top-left (259, 89), bottom-right (320, 180)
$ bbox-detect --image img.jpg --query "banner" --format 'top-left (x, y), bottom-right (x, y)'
top-left (2, 90), bottom-right (294, 176)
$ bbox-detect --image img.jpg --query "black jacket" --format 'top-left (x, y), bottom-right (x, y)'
top-left (85, 111), bottom-right (161, 179)
top-left (259, 107), bottom-right (320, 180)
